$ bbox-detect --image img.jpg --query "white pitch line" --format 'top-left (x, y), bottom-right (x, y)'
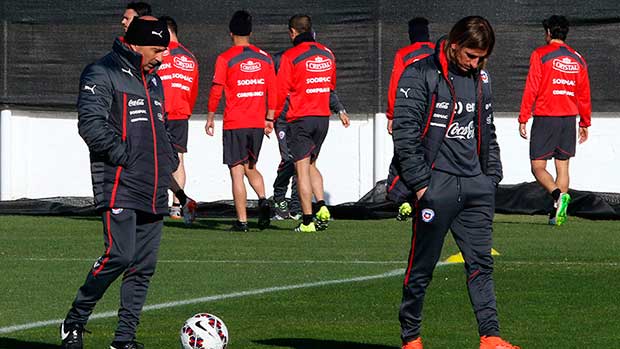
top-left (2, 266), bottom-right (442, 335)
top-left (6, 258), bottom-right (619, 267)
top-left (5, 257), bottom-right (406, 265)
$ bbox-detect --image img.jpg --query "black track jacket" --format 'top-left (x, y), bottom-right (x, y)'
top-left (392, 38), bottom-right (502, 193)
top-left (78, 38), bottom-right (178, 215)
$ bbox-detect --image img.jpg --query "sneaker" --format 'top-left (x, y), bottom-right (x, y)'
top-left (397, 202), bottom-right (412, 221)
top-left (110, 341), bottom-right (144, 349)
top-left (272, 200), bottom-right (289, 220)
top-left (548, 202), bottom-right (557, 225)
top-left (479, 336), bottom-right (520, 349)
top-left (182, 199), bottom-right (197, 226)
top-left (230, 221), bottom-right (249, 232)
top-left (258, 200), bottom-right (271, 229)
top-left (315, 205), bottom-right (330, 230)
top-left (60, 322), bottom-right (86, 349)
top-left (314, 218), bottom-right (329, 231)
top-left (554, 192), bottom-right (571, 226)
top-left (169, 205), bottom-right (182, 220)
top-left (289, 211), bottom-right (302, 220)
top-left (294, 221), bottom-right (317, 233)
top-left (402, 337), bottom-right (423, 349)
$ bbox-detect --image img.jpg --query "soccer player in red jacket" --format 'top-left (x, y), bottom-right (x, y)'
top-left (158, 16), bottom-right (200, 221)
top-left (206, 10), bottom-right (276, 232)
top-left (276, 14), bottom-right (349, 232)
top-left (386, 17), bottom-right (435, 135)
top-left (518, 15), bottom-right (591, 226)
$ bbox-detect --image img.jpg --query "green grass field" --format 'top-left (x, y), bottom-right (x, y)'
top-left (0, 214), bottom-right (619, 349)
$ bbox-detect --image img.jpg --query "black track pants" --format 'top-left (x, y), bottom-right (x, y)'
top-left (65, 209), bottom-right (163, 341)
top-left (399, 170), bottom-right (500, 342)
top-left (273, 120), bottom-right (300, 212)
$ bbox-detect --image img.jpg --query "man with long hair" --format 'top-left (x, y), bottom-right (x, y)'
top-left (393, 16), bottom-right (519, 349)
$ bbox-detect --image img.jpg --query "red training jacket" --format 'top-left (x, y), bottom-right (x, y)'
top-left (207, 44), bottom-right (277, 130)
top-left (158, 41), bottom-right (199, 120)
top-left (386, 41), bottom-right (435, 120)
top-left (519, 42), bottom-right (591, 127)
top-left (276, 41), bottom-right (336, 122)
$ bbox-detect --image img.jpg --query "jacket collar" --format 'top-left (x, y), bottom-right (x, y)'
top-left (113, 37), bottom-right (143, 76)
top-left (293, 31), bottom-right (315, 46)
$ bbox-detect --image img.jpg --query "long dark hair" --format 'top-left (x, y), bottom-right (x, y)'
top-left (446, 16), bottom-right (495, 69)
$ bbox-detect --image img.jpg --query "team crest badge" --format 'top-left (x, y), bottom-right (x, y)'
top-left (421, 208), bottom-right (435, 223)
top-left (480, 70), bottom-right (489, 83)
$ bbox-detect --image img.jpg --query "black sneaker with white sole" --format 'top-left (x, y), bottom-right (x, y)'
top-left (60, 322), bottom-right (86, 349)
top-left (230, 220), bottom-right (249, 232)
top-left (110, 341), bottom-right (144, 349)
top-left (272, 200), bottom-right (289, 220)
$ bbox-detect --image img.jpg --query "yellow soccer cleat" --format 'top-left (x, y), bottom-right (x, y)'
top-left (294, 221), bottom-right (317, 233)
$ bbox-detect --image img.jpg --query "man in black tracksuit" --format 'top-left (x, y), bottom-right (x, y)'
top-left (393, 17), bottom-right (519, 349)
top-left (61, 18), bottom-right (178, 349)
top-left (271, 49), bottom-right (347, 220)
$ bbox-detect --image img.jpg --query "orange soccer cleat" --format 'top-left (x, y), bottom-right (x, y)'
top-left (402, 337), bottom-right (423, 349)
top-left (480, 336), bottom-right (520, 349)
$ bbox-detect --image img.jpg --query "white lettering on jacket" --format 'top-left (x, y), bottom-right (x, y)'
top-left (446, 120), bottom-right (475, 140)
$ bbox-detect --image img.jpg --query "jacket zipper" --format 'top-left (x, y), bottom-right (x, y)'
top-left (141, 71), bottom-right (159, 214)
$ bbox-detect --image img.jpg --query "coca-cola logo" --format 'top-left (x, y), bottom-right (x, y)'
top-left (128, 98), bottom-right (145, 107)
top-left (174, 56), bottom-right (195, 72)
top-left (552, 58), bottom-right (579, 74)
top-left (240, 60), bottom-right (262, 73)
top-left (446, 120), bottom-right (475, 140)
top-left (306, 56), bottom-right (333, 72)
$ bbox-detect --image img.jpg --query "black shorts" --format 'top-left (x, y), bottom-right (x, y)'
top-left (288, 116), bottom-right (329, 162)
top-left (167, 119), bottom-right (189, 153)
top-left (223, 128), bottom-right (264, 167)
top-left (530, 116), bottom-right (576, 160)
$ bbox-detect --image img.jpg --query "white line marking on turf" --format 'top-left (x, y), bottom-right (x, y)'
top-left (6, 257), bottom-right (407, 265)
top-left (2, 265), bottom-right (456, 335)
top-left (7, 258), bottom-right (620, 267)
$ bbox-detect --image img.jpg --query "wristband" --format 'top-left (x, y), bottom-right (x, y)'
top-left (265, 118), bottom-right (274, 122)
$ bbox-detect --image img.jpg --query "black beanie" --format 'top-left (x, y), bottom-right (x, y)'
top-left (125, 17), bottom-right (170, 47)
top-left (229, 10), bottom-right (252, 36)
top-left (408, 17), bottom-right (430, 44)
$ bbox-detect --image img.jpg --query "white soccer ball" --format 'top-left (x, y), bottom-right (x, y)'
top-left (180, 313), bottom-right (229, 349)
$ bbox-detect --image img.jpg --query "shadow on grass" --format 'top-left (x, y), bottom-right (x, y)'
top-left (165, 218), bottom-right (291, 232)
top-left (254, 338), bottom-right (399, 349)
top-left (0, 337), bottom-right (61, 349)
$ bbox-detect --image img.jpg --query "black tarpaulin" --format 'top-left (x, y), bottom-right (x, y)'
top-left (1, 182), bottom-right (618, 220)
top-left (1, 1), bottom-right (619, 113)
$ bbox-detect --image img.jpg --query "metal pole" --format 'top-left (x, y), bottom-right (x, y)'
top-left (3, 19), bottom-right (7, 99)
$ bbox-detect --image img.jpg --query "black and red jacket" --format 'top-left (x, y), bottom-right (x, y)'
top-left (386, 41), bottom-right (435, 120)
top-left (519, 41), bottom-right (591, 127)
top-left (276, 34), bottom-right (336, 122)
top-left (77, 38), bottom-right (178, 215)
top-left (392, 38), bottom-right (502, 192)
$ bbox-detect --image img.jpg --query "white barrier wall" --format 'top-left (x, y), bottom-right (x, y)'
top-left (0, 109), bottom-right (618, 202)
